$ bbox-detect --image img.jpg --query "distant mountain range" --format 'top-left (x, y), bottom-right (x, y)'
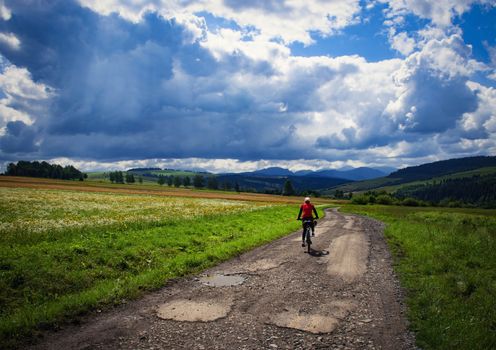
top-left (212, 166), bottom-right (393, 193)
top-left (234, 166), bottom-right (393, 181)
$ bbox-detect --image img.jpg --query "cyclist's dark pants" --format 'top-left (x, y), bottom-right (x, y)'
top-left (301, 219), bottom-right (314, 241)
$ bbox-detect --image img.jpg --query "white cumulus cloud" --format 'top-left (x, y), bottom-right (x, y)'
top-left (0, 32), bottom-right (20, 50)
top-left (78, 0), bottom-right (363, 45)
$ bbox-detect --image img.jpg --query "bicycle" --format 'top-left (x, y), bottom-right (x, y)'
top-left (301, 218), bottom-right (314, 253)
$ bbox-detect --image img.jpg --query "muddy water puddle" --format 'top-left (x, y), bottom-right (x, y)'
top-left (199, 274), bottom-right (245, 287)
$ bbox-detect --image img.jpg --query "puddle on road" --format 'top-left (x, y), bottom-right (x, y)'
top-left (269, 313), bottom-right (339, 334)
top-left (241, 259), bottom-right (280, 272)
top-left (157, 299), bottom-right (232, 322)
top-left (199, 274), bottom-right (245, 287)
top-left (267, 300), bottom-right (355, 334)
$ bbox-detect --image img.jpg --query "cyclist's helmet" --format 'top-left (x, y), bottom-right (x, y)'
top-left (304, 197), bottom-right (310, 203)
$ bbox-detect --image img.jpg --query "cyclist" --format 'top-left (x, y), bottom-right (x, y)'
top-left (297, 197), bottom-right (319, 247)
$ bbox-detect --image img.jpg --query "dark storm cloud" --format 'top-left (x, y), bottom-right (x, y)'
top-left (1, 0), bottom-right (188, 135)
top-left (0, 120), bottom-right (38, 153)
top-left (0, 0), bottom-right (304, 160)
top-left (0, 1), bottom-right (493, 166)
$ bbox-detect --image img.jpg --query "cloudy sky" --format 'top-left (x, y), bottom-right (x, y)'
top-left (0, 0), bottom-right (495, 173)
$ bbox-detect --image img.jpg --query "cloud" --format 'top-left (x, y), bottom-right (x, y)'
top-left (0, 32), bottom-right (19, 50)
top-left (389, 30), bottom-right (416, 55)
top-left (0, 0), bottom-right (494, 170)
top-left (384, 33), bottom-right (480, 132)
top-left (0, 63), bottom-right (52, 136)
top-left (0, 1), bottom-right (11, 21)
top-left (380, 0), bottom-right (494, 27)
top-left (0, 120), bottom-right (38, 153)
top-left (458, 82), bottom-right (496, 137)
top-left (78, 0), bottom-right (363, 45)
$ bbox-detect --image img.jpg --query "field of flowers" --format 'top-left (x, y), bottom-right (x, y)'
top-left (0, 186), bottom-right (305, 347)
top-left (0, 187), bottom-right (263, 242)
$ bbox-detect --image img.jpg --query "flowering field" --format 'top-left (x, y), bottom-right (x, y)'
top-left (0, 185), bottom-right (306, 347)
top-left (0, 187), bottom-right (263, 242)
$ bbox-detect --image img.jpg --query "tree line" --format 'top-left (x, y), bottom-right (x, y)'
top-left (349, 174), bottom-right (496, 208)
top-left (107, 171), bottom-right (143, 184)
top-left (4, 161), bottom-right (86, 180)
top-left (156, 174), bottom-right (241, 191)
top-left (396, 175), bottom-right (496, 208)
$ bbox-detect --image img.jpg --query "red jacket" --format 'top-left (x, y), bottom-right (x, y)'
top-left (298, 203), bottom-right (318, 219)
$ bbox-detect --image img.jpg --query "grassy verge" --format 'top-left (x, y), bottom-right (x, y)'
top-left (0, 186), bottom-right (322, 347)
top-left (341, 204), bottom-right (496, 350)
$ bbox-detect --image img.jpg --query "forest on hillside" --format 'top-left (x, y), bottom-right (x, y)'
top-left (395, 174), bottom-right (496, 208)
top-left (388, 156), bottom-right (496, 183)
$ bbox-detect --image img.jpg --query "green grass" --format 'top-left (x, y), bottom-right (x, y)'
top-left (341, 204), bottom-right (496, 350)
top-left (0, 187), bottom-right (319, 347)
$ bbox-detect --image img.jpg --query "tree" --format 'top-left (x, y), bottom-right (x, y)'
top-left (173, 176), bottom-right (182, 188)
top-left (138, 177), bottom-right (143, 184)
top-left (126, 173), bottom-right (135, 183)
top-left (115, 171), bottom-right (124, 184)
top-left (157, 175), bottom-right (166, 185)
top-left (183, 176), bottom-right (191, 187)
top-left (234, 182), bottom-right (240, 192)
top-left (193, 175), bottom-right (204, 188)
top-left (167, 176), bottom-right (173, 187)
top-left (282, 179), bottom-right (295, 196)
top-left (207, 176), bottom-right (218, 190)
top-left (6, 162), bottom-right (17, 175)
top-left (109, 172), bottom-right (116, 183)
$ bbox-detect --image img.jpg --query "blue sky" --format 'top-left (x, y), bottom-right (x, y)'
top-left (0, 0), bottom-right (495, 173)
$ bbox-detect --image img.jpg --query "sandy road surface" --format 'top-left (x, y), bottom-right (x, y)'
top-left (30, 209), bottom-right (416, 350)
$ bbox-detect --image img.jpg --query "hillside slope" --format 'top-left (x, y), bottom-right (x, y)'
top-left (326, 156), bottom-right (496, 194)
top-left (387, 156), bottom-right (496, 182)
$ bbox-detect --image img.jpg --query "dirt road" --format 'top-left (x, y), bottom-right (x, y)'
top-left (30, 209), bottom-right (416, 350)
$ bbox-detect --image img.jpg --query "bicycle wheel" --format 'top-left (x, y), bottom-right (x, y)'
top-left (305, 226), bottom-right (312, 253)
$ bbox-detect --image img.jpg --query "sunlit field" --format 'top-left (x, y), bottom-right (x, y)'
top-left (0, 187), bottom-right (261, 241)
top-left (0, 184), bottom-right (318, 347)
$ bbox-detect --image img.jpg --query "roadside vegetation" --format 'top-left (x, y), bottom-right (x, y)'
top-left (342, 204), bottom-right (496, 349)
top-left (0, 185), bottom-right (324, 347)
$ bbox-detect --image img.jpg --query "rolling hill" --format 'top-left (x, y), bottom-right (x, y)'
top-left (325, 156), bottom-right (496, 195)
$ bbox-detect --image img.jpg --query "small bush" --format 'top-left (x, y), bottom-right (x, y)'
top-left (401, 197), bottom-right (420, 207)
top-left (351, 195), bottom-right (369, 205)
top-left (376, 194), bottom-right (394, 205)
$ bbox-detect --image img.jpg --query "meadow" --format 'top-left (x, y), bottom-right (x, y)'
top-left (3, 176), bottom-right (494, 350)
top-left (0, 184), bottom-right (318, 347)
top-left (342, 204), bottom-right (496, 350)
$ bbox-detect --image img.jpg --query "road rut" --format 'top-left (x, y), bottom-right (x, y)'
top-left (30, 209), bottom-right (416, 350)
